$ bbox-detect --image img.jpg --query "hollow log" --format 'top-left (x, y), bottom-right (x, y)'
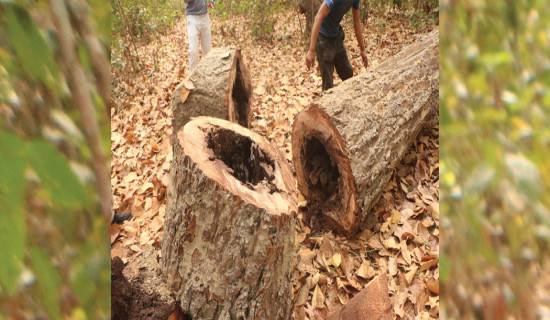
top-left (292, 30), bottom-right (439, 236)
top-left (162, 117), bottom-right (297, 320)
top-left (171, 46), bottom-right (253, 147)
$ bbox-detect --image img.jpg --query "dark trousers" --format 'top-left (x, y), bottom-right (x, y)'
top-left (315, 28), bottom-right (354, 91)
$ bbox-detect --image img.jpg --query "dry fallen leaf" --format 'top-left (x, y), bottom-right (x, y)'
top-left (389, 256), bottom-right (398, 276)
top-left (394, 289), bottom-right (408, 318)
top-left (383, 236), bottom-right (400, 250)
top-left (140, 182), bottom-right (154, 193)
top-left (311, 285), bottom-right (325, 309)
top-left (178, 77), bottom-right (195, 103)
top-left (332, 253), bottom-right (342, 268)
top-left (356, 261), bottom-right (370, 279)
top-left (427, 278), bottom-right (439, 295)
top-left (295, 282), bottom-right (309, 306)
top-left (111, 224), bottom-right (122, 244)
top-left (420, 257), bottom-right (439, 272)
top-left (405, 265), bottom-right (418, 285)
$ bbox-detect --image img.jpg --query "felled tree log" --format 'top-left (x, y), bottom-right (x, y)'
top-left (171, 46), bottom-right (253, 147)
top-left (162, 117), bottom-right (297, 319)
top-left (327, 274), bottom-right (392, 320)
top-left (292, 30), bottom-right (439, 236)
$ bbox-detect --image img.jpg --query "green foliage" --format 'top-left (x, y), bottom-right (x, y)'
top-left (0, 130), bottom-right (95, 304)
top-left (112, 0), bottom-right (182, 42)
top-left (214, 0), bottom-right (284, 40)
top-left (3, 4), bottom-right (60, 90)
top-left (28, 140), bottom-right (88, 208)
top-left (366, 0), bottom-right (438, 31)
top-left (249, 0), bottom-right (279, 39)
top-left (0, 132), bottom-right (26, 294)
top-left (112, 0), bottom-right (183, 72)
top-left (0, 1), bottom-right (110, 319)
top-left (29, 248), bottom-right (62, 320)
top-left (441, 0), bottom-right (550, 316)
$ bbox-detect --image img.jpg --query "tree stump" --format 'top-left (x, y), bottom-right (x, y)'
top-left (292, 30), bottom-right (439, 236)
top-left (162, 117), bottom-right (297, 320)
top-left (171, 46), bottom-right (253, 147)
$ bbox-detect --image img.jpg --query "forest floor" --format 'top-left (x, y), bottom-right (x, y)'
top-left (111, 7), bottom-right (438, 319)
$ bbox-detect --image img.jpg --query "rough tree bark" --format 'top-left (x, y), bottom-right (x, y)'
top-left (292, 30), bottom-right (439, 236)
top-left (171, 47), bottom-right (253, 148)
top-left (162, 117), bottom-right (297, 320)
top-left (298, 0), bottom-right (322, 40)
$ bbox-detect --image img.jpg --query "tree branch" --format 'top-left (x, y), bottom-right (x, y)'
top-left (48, 0), bottom-right (112, 224)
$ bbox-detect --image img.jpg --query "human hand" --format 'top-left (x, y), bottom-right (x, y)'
top-left (361, 49), bottom-right (368, 68)
top-left (306, 49), bottom-right (315, 70)
top-left (207, 2), bottom-right (214, 9)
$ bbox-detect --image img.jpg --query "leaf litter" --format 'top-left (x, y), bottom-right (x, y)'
top-left (111, 6), bottom-right (438, 320)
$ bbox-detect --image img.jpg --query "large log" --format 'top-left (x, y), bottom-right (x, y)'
top-left (327, 274), bottom-right (392, 320)
top-left (292, 30), bottom-right (439, 236)
top-left (171, 46), bottom-right (253, 147)
top-left (162, 117), bottom-right (297, 320)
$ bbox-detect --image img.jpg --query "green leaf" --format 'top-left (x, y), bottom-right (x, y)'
top-left (439, 252), bottom-right (450, 281)
top-left (0, 131), bottom-right (27, 293)
top-left (28, 140), bottom-right (87, 208)
top-left (4, 5), bottom-right (59, 84)
top-left (72, 243), bottom-right (97, 306)
top-left (29, 248), bottom-right (62, 320)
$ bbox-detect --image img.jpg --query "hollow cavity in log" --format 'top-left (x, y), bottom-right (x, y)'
top-left (162, 117), bottom-right (296, 319)
top-left (229, 58), bottom-right (251, 128)
top-left (303, 137), bottom-right (340, 210)
top-left (292, 30), bottom-right (439, 236)
top-left (207, 127), bottom-right (279, 192)
top-left (292, 105), bottom-right (358, 235)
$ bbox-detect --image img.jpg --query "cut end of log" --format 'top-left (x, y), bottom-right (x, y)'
top-left (171, 47), bottom-right (253, 148)
top-left (180, 117), bottom-right (297, 215)
top-left (292, 105), bottom-right (359, 236)
top-left (228, 49), bottom-right (253, 128)
top-left (327, 273), bottom-right (393, 320)
top-left (292, 31), bottom-right (439, 237)
top-left (164, 117), bottom-right (296, 318)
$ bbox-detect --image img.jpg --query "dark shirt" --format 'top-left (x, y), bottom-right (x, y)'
top-left (185, 0), bottom-right (213, 15)
top-left (319, 0), bottom-right (360, 38)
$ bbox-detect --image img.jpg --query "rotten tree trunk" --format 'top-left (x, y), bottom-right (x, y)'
top-left (171, 46), bottom-right (253, 148)
top-left (292, 30), bottom-right (439, 236)
top-left (162, 117), bottom-right (297, 320)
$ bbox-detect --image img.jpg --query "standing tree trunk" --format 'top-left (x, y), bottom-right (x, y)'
top-left (360, 0), bottom-right (369, 24)
top-left (298, 0), bottom-right (322, 41)
top-left (292, 30), bottom-right (439, 236)
top-left (171, 46), bottom-right (253, 148)
top-left (162, 117), bottom-right (297, 320)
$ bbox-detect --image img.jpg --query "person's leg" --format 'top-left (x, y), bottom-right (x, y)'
top-left (187, 15), bottom-right (200, 71)
top-left (334, 29), bottom-right (354, 81)
top-left (198, 13), bottom-right (212, 56)
top-left (315, 35), bottom-right (336, 91)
